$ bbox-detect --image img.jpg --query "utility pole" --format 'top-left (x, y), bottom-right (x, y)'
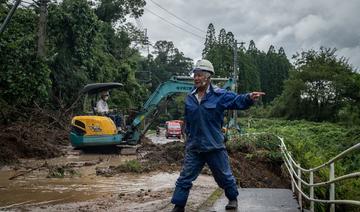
top-left (144, 28), bottom-right (152, 83)
top-left (228, 39), bottom-right (245, 132)
top-left (233, 40), bottom-right (238, 88)
top-left (144, 28), bottom-right (149, 56)
top-left (232, 39), bottom-right (238, 126)
top-left (134, 28), bottom-right (152, 83)
top-left (37, 0), bottom-right (48, 58)
top-left (0, 0), bottom-right (22, 35)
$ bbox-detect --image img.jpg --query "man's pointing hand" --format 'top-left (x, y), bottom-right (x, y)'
top-left (250, 92), bottom-right (266, 101)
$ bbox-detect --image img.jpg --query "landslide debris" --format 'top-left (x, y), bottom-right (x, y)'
top-left (0, 121), bottom-right (68, 166)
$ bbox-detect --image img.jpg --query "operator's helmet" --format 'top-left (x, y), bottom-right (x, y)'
top-left (191, 59), bottom-right (215, 76)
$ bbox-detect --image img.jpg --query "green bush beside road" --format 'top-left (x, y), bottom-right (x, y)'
top-left (236, 118), bottom-right (360, 211)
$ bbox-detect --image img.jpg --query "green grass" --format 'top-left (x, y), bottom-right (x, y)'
top-left (197, 188), bottom-right (224, 211)
top-left (47, 166), bottom-right (80, 178)
top-left (226, 132), bottom-right (283, 163)
top-left (115, 160), bottom-right (144, 173)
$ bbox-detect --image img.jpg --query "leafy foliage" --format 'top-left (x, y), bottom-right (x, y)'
top-left (0, 0), bottom-right (149, 122)
top-left (47, 0), bottom-right (101, 105)
top-left (271, 48), bottom-right (360, 124)
top-left (0, 6), bottom-right (51, 107)
top-left (240, 118), bottom-right (360, 212)
top-left (115, 159), bottom-right (144, 173)
top-left (94, 0), bottom-right (146, 23)
top-left (138, 40), bottom-right (193, 91)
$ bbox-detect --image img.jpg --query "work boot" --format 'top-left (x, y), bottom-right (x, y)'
top-left (171, 205), bottom-right (185, 212)
top-left (225, 199), bottom-right (238, 210)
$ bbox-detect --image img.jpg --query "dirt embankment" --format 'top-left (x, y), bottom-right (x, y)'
top-left (0, 121), bottom-right (68, 166)
top-left (229, 152), bottom-right (288, 188)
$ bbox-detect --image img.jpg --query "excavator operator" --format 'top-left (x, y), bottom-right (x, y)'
top-left (96, 91), bottom-right (122, 131)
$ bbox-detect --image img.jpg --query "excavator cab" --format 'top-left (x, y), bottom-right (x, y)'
top-left (81, 83), bottom-right (123, 115)
top-left (70, 82), bottom-right (124, 148)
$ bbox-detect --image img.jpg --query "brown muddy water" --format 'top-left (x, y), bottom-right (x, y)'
top-left (0, 147), bottom-right (217, 211)
top-left (0, 152), bottom-right (132, 208)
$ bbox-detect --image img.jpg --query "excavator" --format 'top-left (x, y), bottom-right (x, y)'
top-left (69, 76), bottom-right (234, 148)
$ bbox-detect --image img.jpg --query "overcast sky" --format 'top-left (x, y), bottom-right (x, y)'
top-left (134, 0), bottom-right (360, 69)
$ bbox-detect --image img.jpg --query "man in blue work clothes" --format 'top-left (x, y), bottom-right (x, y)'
top-left (171, 59), bottom-right (265, 212)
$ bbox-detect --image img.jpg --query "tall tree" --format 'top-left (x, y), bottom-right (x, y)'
top-left (264, 45), bottom-right (279, 103)
top-left (226, 32), bottom-right (234, 45)
top-left (47, 0), bottom-right (101, 105)
top-left (0, 4), bottom-right (51, 107)
top-left (37, 0), bottom-right (48, 58)
top-left (204, 27), bottom-right (234, 77)
top-left (216, 28), bottom-right (228, 76)
top-left (153, 40), bottom-right (175, 64)
top-left (95, 0), bottom-right (146, 23)
top-left (278, 47), bottom-right (286, 57)
top-left (202, 23), bottom-right (216, 57)
top-left (247, 40), bottom-right (258, 53)
top-left (146, 40), bottom-right (192, 91)
top-left (271, 47), bottom-right (359, 123)
top-left (238, 50), bottom-right (260, 92)
top-left (218, 28), bottom-right (227, 45)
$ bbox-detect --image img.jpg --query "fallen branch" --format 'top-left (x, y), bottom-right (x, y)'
top-left (9, 162), bottom-right (48, 180)
top-left (33, 102), bottom-right (67, 130)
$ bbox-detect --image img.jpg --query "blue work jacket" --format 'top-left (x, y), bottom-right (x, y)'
top-left (184, 84), bottom-right (254, 152)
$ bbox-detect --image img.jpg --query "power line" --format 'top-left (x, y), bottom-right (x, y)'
top-left (138, 17), bottom-right (145, 30)
top-left (135, 17), bottom-right (144, 31)
top-left (148, 0), bottom-right (206, 34)
top-left (0, 0), bottom-right (22, 35)
top-left (21, 0), bottom-right (34, 4)
top-left (148, 0), bottom-right (205, 34)
top-left (20, 0), bottom-right (34, 8)
top-left (145, 8), bottom-right (205, 40)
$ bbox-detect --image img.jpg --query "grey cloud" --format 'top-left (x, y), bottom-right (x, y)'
top-left (140, 0), bottom-right (360, 68)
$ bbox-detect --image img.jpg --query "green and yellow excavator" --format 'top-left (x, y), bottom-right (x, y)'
top-left (69, 77), bottom-right (234, 148)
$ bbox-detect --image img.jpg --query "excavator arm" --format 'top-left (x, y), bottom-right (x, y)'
top-left (124, 77), bottom-right (234, 145)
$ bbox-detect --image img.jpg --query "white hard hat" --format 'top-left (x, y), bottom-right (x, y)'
top-left (192, 59), bottom-right (215, 75)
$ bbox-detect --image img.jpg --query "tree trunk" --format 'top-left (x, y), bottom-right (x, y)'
top-left (37, 0), bottom-right (48, 58)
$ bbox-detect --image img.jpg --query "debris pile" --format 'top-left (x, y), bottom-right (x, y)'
top-left (0, 121), bottom-right (68, 165)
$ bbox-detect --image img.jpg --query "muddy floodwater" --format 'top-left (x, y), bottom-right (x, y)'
top-left (0, 131), bottom-right (217, 211)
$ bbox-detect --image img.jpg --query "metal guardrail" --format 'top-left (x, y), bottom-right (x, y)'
top-left (277, 135), bottom-right (360, 212)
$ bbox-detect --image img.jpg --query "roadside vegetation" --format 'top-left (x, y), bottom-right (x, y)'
top-left (236, 118), bottom-right (360, 211)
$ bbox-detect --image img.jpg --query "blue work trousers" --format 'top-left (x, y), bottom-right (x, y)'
top-left (107, 114), bottom-right (122, 128)
top-left (171, 149), bottom-right (238, 207)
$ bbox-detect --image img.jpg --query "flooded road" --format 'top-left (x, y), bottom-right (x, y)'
top-left (0, 149), bottom-right (136, 209)
top-left (0, 131), bottom-right (218, 211)
top-left (147, 128), bottom-right (184, 145)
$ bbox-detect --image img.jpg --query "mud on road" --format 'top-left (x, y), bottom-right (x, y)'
top-left (0, 127), bottom-right (289, 211)
top-left (0, 143), bottom-right (216, 212)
